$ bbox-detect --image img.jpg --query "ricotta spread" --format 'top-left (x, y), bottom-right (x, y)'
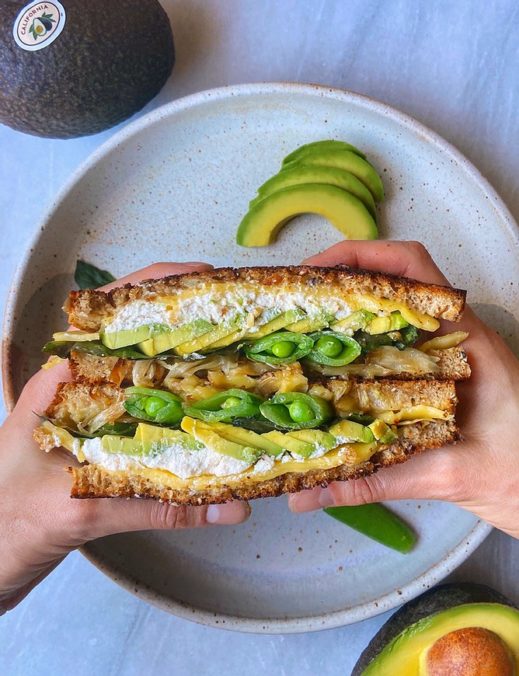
top-left (79, 437), bottom-right (252, 479)
top-left (104, 301), bottom-right (172, 334)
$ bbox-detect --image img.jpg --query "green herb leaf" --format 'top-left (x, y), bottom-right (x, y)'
top-left (74, 260), bottom-right (116, 290)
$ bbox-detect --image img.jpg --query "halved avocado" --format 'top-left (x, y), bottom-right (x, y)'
top-left (284, 149), bottom-right (384, 202)
top-left (252, 166), bottom-right (376, 218)
top-left (353, 584), bottom-right (519, 676)
top-left (282, 140), bottom-right (366, 164)
top-left (237, 184), bottom-right (378, 247)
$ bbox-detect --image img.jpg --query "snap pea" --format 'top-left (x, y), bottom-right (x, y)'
top-left (242, 331), bottom-right (314, 365)
top-left (354, 325), bottom-right (420, 353)
top-left (306, 331), bottom-right (361, 366)
top-left (324, 503), bottom-right (417, 554)
top-left (260, 392), bottom-right (333, 429)
top-left (124, 387), bottom-right (183, 426)
top-left (184, 389), bottom-right (263, 423)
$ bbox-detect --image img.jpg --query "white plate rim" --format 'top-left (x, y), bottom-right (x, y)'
top-left (4, 81), bottom-right (513, 632)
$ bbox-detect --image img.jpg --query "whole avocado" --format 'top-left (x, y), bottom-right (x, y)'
top-left (0, 0), bottom-right (174, 138)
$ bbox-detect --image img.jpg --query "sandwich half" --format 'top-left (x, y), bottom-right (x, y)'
top-left (36, 265), bottom-right (470, 504)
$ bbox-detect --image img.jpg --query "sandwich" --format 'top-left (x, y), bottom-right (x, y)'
top-left (35, 265), bottom-right (470, 504)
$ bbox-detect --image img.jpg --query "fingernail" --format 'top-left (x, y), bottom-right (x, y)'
top-left (288, 487), bottom-right (324, 513)
top-left (207, 501), bottom-right (250, 525)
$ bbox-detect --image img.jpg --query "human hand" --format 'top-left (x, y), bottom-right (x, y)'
top-left (290, 240), bottom-right (519, 540)
top-left (0, 262), bottom-right (250, 613)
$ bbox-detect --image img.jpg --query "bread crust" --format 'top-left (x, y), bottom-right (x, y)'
top-left (65, 265), bottom-right (466, 331)
top-left (70, 420), bottom-right (459, 504)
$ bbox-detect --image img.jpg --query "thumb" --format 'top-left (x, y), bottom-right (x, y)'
top-left (288, 446), bottom-right (457, 512)
top-left (76, 497), bottom-right (250, 541)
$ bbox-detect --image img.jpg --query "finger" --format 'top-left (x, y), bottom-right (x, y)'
top-left (78, 497), bottom-right (251, 538)
top-left (288, 446), bottom-right (459, 512)
top-left (100, 262), bottom-right (214, 292)
top-left (302, 240), bottom-right (450, 286)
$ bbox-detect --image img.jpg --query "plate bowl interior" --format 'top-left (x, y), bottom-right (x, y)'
top-left (5, 84), bottom-right (516, 630)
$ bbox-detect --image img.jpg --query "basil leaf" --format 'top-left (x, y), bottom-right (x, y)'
top-left (74, 260), bottom-right (116, 289)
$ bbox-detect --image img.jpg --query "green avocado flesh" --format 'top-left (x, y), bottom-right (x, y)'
top-left (282, 140), bottom-right (366, 164)
top-left (138, 320), bottom-right (213, 356)
top-left (252, 166), bottom-right (377, 217)
top-left (236, 183), bottom-right (378, 247)
top-left (360, 603), bottom-right (519, 675)
top-left (102, 323), bottom-right (170, 350)
top-left (284, 149), bottom-right (384, 202)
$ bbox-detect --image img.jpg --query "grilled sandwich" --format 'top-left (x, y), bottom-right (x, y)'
top-left (35, 265), bottom-right (470, 504)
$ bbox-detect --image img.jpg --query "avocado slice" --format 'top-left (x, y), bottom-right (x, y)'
top-left (355, 592), bottom-right (519, 675)
top-left (138, 319), bottom-right (213, 356)
top-left (243, 309), bottom-right (305, 339)
top-left (329, 420), bottom-right (375, 443)
top-left (331, 310), bottom-right (376, 333)
top-left (263, 430), bottom-right (314, 457)
top-left (353, 584), bottom-right (518, 676)
top-left (252, 166), bottom-right (377, 218)
top-left (282, 140), bottom-right (366, 164)
top-left (285, 313), bottom-right (332, 333)
top-left (174, 317), bottom-right (245, 356)
top-left (237, 184), bottom-right (378, 247)
top-left (102, 323), bottom-right (170, 350)
top-left (284, 149), bottom-right (384, 202)
top-left (288, 429), bottom-right (336, 450)
top-left (368, 420), bottom-right (397, 444)
top-left (101, 424), bottom-right (201, 455)
top-left (181, 417), bottom-right (260, 463)
top-left (366, 312), bottom-right (409, 335)
top-left (205, 422), bottom-right (283, 456)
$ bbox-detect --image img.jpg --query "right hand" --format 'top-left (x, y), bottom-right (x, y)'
top-left (289, 241), bottom-right (519, 541)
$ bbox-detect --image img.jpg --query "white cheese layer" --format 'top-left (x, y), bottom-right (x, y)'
top-left (79, 437), bottom-right (252, 479)
top-left (104, 291), bottom-right (354, 335)
top-left (103, 300), bottom-right (172, 334)
top-left (178, 291), bottom-right (352, 325)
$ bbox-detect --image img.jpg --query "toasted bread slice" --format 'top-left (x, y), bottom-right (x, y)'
top-left (65, 265), bottom-right (466, 331)
top-left (68, 420), bottom-right (459, 505)
top-left (42, 379), bottom-right (458, 429)
top-left (69, 345), bottom-right (471, 385)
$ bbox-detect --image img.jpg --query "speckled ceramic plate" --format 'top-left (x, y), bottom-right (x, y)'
top-left (4, 83), bottom-right (518, 633)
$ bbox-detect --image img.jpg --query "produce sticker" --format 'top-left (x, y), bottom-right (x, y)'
top-left (13, 1), bottom-right (66, 52)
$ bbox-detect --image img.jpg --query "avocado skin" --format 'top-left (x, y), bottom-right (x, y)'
top-left (352, 583), bottom-right (516, 676)
top-left (0, 0), bottom-right (174, 138)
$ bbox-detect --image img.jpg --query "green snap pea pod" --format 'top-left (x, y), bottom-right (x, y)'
top-left (242, 331), bottom-right (314, 365)
top-left (324, 503), bottom-right (417, 554)
top-left (306, 331), bottom-right (361, 366)
top-left (354, 324), bottom-right (420, 353)
top-left (43, 340), bottom-right (154, 360)
top-left (124, 387), bottom-right (184, 426)
top-left (184, 389), bottom-right (264, 423)
top-left (260, 392), bottom-right (333, 429)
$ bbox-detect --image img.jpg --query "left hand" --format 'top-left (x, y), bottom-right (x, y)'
top-left (0, 262), bottom-right (250, 614)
